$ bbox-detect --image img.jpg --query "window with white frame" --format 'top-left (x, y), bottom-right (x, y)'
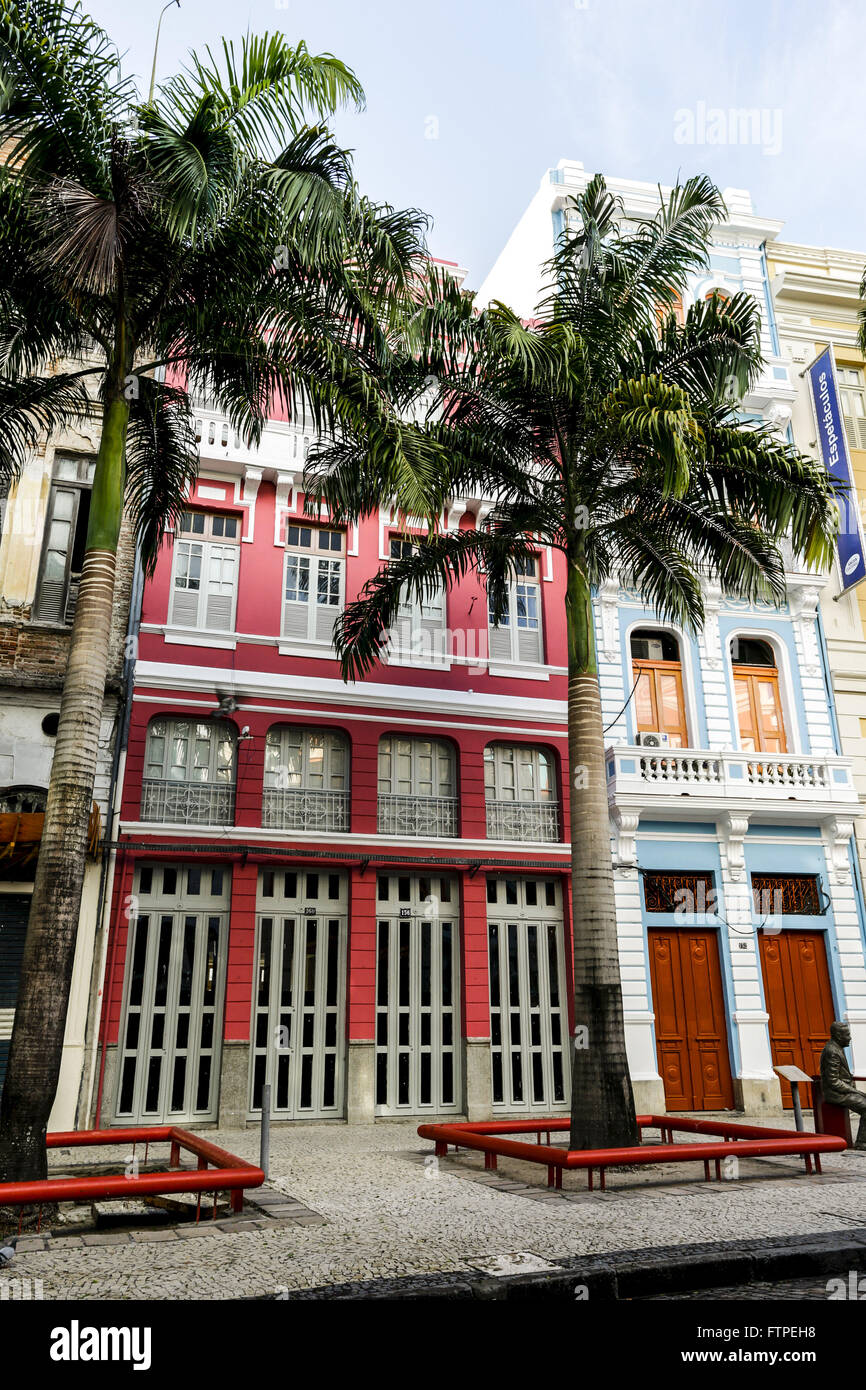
top-left (488, 554), bottom-right (543, 664)
top-left (262, 725), bottom-right (349, 831)
top-left (377, 735), bottom-right (458, 837)
top-left (141, 717), bottom-right (237, 824)
top-left (838, 367), bottom-right (866, 450)
top-left (282, 523), bottom-right (345, 647)
top-left (388, 536), bottom-right (447, 663)
top-left (169, 511), bottom-right (240, 632)
top-left (484, 744), bottom-right (559, 841)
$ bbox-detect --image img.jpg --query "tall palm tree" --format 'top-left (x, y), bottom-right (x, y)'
top-left (305, 174), bottom-right (839, 1151)
top-left (0, 0), bottom-right (426, 1180)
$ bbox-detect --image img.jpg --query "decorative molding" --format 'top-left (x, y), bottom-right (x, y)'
top-left (719, 812), bottom-right (750, 881)
top-left (612, 808), bottom-right (640, 874)
top-left (788, 584), bottom-right (822, 678)
top-left (240, 466), bottom-right (262, 544)
top-left (598, 579), bottom-right (620, 662)
top-left (273, 471), bottom-right (296, 546)
top-left (702, 581), bottom-right (723, 669)
top-left (825, 816), bottom-right (855, 885)
top-left (446, 499), bottom-right (467, 532)
top-left (765, 401), bottom-right (792, 436)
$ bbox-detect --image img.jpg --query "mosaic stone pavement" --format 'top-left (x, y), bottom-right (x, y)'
top-left (4, 1114), bottom-right (866, 1300)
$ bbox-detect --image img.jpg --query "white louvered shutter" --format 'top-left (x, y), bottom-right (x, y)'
top-left (169, 541), bottom-right (203, 627)
top-left (204, 546), bottom-right (237, 631)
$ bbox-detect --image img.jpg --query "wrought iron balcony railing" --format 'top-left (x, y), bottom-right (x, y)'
top-left (140, 779), bottom-right (235, 826)
top-left (377, 793), bottom-right (459, 838)
top-left (262, 787), bottom-right (349, 832)
top-left (485, 799), bottom-right (560, 842)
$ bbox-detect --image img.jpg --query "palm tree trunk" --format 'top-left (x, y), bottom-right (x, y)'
top-left (0, 394), bottom-right (128, 1182)
top-left (566, 553), bottom-right (639, 1151)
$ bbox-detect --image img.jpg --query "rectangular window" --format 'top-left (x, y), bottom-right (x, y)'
top-left (838, 367), bottom-right (866, 451)
top-left (168, 511), bottom-right (240, 632)
top-left (282, 525), bottom-right (345, 646)
top-left (488, 555), bottom-right (543, 665)
top-left (643, 871), bottom-right (715, 914)
top-left (751, 873), bottom-right (821, 917)
top-left (388, 536), bottom-right (447, 663)
top-left (35, 454), bottom-right (96, 623)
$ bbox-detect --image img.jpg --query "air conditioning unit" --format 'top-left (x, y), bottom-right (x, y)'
top-left (636, 731), bottom-right (671, 748)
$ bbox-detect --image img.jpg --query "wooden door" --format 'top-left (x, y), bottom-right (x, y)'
top-left (734, 666), bottom-right (786, 753)
top-left (633, 662), bottom-right (688, 747)
top-left (759, 931), bottom-right (835, 1107)
top-left (649, 928), bottom-right (734, 1110)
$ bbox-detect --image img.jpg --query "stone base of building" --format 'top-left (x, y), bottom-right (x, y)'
top-left (463, 1038), bottom-right (493, 1120)
top-left (346, 1040), bottom-right (376, 1125)
top-left (632, 1077), bottom-right (667, 1113)
top-left (733, 1075), bottom-right (784, 1114)
top-left (218, 1041), bottom-right (251, 1128)
top-left (96, 1043), bottom-right (119, 1128)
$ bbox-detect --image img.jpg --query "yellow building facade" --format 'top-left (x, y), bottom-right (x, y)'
top-left (770, 241), bottom-right (866, 906)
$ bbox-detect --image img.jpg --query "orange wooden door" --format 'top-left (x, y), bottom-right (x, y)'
top-left (648, 929), bottom-right (734, 1111)
top-left (759, 931), bottom-right (835, 1107)
top-left (633, 661), bottom-right (688, 747)
top-left (734, 666), bottom-right (787, 753)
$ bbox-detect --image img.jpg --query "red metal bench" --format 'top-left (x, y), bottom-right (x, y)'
top-left (418, 1115), bottom-right (847, 1191)
top-left (0, 1127), bottom-right (265, 1227)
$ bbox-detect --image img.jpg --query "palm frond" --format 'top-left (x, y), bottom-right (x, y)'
top-left (0, 369), bottom-right (92, 480)
top-left (155, 34), bottom-right (363, 152)
top-left (124, 378), bottom-right (198, 575)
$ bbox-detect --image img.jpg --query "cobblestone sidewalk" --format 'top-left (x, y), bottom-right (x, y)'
top-left (6, 1115), bottom-right (866, 1300)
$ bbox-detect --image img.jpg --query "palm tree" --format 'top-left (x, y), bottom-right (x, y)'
top-left (0, 0), bottom-right (426, 1180)
top-left (305, 174), bottom-right (839, 1151)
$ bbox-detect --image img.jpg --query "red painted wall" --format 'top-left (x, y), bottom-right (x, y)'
top-left (105, 464), bottom-right (577, 1101)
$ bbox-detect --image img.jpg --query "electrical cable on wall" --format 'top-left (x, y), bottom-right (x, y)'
top-left (603, 671), bottom-right (641, 734)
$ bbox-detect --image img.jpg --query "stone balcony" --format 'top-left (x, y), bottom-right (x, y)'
top-left (192, 400), bottom-right (309, 473)
top-left (606, 745), bottom-right (861, 823)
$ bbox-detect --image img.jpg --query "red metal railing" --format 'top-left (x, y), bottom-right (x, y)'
top-left (418, 1115), bottom-right (847, 1191)
top-left (0, 1127), bottom-right (264, 1221)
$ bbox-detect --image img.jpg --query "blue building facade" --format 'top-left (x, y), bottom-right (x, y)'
top-left (481, 162), bottom-right (866, 1112)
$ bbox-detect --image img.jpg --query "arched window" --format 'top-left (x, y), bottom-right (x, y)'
top-left (656, 291), bottom-right (685, 329)
top-left (377, 736), bottom-right (457, 837)
top-left (630, 628), bottom-right (688, 747)
top-left (704, 288), bottom-right (731, 307)
top-left (263, 725), bottom-right (349, 830)
top-left (484, 744), bottom-right (559, 841)
top-left (142, 718), bottom-right (237, 824)
top-left (0, 786), bottom-right (47, 814)
top-left (731, 637), bottom-right (786, 753)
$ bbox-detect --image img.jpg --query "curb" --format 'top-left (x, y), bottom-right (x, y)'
top-left (265, 1227), bottom-right (866, 1300)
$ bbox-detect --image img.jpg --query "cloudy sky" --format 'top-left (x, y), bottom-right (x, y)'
top-left (87, 0), bottom-right (866, 289)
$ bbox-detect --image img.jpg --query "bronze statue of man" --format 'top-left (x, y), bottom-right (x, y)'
top-left (819, 1021), bottom-right (866, 1150)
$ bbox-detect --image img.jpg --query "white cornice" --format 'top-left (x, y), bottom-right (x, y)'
top-left (116, 823), bottom-right (572, 855)
top-left (133, 660), bottom-right (570, 726)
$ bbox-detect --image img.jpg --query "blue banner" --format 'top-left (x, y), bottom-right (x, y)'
top-left (807, 346), bottom-right (866, 592)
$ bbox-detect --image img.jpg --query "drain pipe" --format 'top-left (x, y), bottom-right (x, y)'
top-left (260, 1084), bottom-right (271, 1181)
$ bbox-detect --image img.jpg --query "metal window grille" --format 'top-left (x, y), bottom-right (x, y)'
top-left (751, 873), bottom-right (821, 917)
top-left (643, 870), bottom-right (716, 915)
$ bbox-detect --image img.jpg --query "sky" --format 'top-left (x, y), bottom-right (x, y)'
top-left (85, 0), bottom-right (866, 291)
